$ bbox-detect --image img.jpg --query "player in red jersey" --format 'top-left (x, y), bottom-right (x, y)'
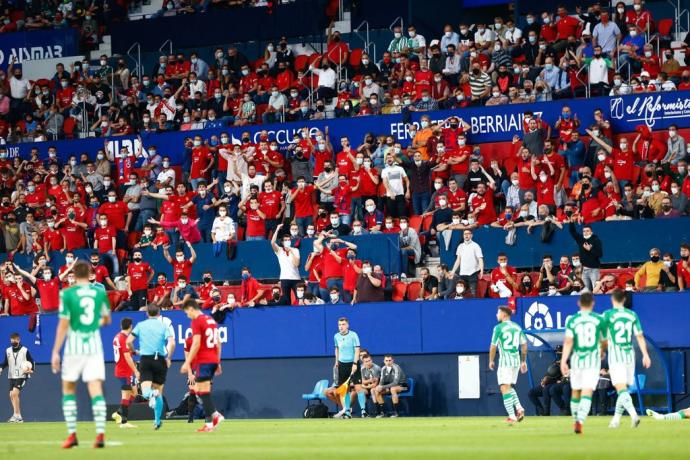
top-left (112, 318), bottom-right (139, 428)
top-left (181, 299), bottom-right (223, 432)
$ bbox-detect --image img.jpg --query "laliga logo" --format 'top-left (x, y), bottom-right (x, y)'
top-left (524, 301), bottom-right (553, 345)
top-left (610, 97), bottom-right (624, 120)
top-left (524, 301), bottom-right (553, 331)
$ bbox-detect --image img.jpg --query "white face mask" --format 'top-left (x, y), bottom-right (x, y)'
top-left (439, 199), bottom-right (447, 207)
top-left (572, 259), bottom-right (581, 267)
top-left (330, 293), bottom-right (339, 302)
top-left (511, 179), bottom-right (519, 187)
top-left (283, 240), bottom-right (292, 248)
top-left (399, 223), bottom-right (408, 230)
top-left (296, 290), bottom-right (304, 299)
top-left (366, 205), bottom-right (376, 213)
top-left (499, 262), bottom-right (507, 268)
top-left (597, 154), bottom-right (606, 162)
top-left (330, 218), bottom-right (339, 226)
top-left (363, 266), bottom-right (372, 274)
top-left (456, 285), bottom-right (464, 294)
top-left (176, 256), bottom-right (185, 263)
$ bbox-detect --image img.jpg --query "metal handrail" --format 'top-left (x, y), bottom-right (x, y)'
top-left (127, 42), bottom-right (143, 79)
top-left (159, 39), bottom-right (173, 56)
top-left (353, 20), bottom-right (373, 60)
top-left (575, 64), bottom-right (590, 99)
top-left (667, 0), bottom-right (690, 36)
top-left (389, 16), bottom-right (403, 32)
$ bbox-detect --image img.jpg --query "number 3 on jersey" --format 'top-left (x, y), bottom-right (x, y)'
top-left (205, 328), bottom-right (220, 348)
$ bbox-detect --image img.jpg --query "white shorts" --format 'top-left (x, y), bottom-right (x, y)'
top-left (62, 354), bottom-right (106, 383)
top-left (569, 368), bottom-right (600, 390)
top-left (497, 367), bottom-right (519, 386)
top-left (609, 363), bottom-right (635, 386)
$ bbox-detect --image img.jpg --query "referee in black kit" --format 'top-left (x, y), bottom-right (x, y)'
top-left (325, 317), bottom-right (361, 419)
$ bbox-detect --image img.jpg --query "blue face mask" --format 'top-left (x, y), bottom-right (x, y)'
top-left (210, 139), bottom-right (219, 146)
top-left (545, 64), bottom-right (553, 71)
top-left (241, 273), bottom-right (249, 280)
top-left (562, 112), bottom-right (571, 119)
top-left (422, 96), bottom-right (430, 102)
top-left (505, 213), bottom-right (512, 220)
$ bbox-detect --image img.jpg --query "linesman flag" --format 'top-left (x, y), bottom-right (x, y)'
top-left (336, 376), bottom-right (351, 406)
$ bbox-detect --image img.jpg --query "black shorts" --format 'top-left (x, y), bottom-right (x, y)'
top-left (9, 378), bottom-right (26, 391)
top-left (139, 355), bottom-right (168, 385)
top-left (337, 361), bottom-right (362, 386)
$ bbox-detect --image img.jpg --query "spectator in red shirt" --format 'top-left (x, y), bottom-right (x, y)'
top-left (1, 272), bottom-right (37, 316)
top-left (470, 181), bottom-right (497, 226)
top-left (149, 212), bottom-right (202, 245)
top-left (94, 214), bottom-right (119, 276)
top-left (99, 189), bottom-right (131, 231)
top-left (126, 250), bottom-right (154, 309)
top-left (589, 133), bottom-right (635, 185)
top-left (189, 135), bottom-right (215, 190)
top-left (240, 196), bottom-right (267, 241)
top-left (553, 7), bottom-right (581, 52)
top-left (162, 241), bottom-right (197, 282)
top-left (13, 263), bottom-right (65, 313)
top-left (540, 12), bottom-right (558, 43)
top-left (56, 210), bottom-right (88, 251)
top-left (677, 243), bottom-right (690, 291)
top-left (531, 158), bottom-right (557, 213)
top-left (290, 177), bottom-right (316, 235)
top-left (489, 253), bottom-right (519, 298)
top-left (240, 267), bottom-right (265, 307)
top-left (341, 247), bottom-right (362, 303)
top-left (42, 216), bottom-right (66, 252)
top-left (89, 252), bottom-right (117, 290)
top-left (151, 273), bottom-right (174, 310)
top-left (197, 271), bottom-right (217, 304)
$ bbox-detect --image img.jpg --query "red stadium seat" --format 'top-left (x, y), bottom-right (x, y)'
top-left (657, 18), bottom-right (673, 37)
top-left (408, 215), bottom-right (423, 233)
top-left (392, 280), bottom-right (407, 301)
top-left (421, 214), bottom-right (434, 232)
top-left (294, 54), bottom-right (310, 72)
top-left (406, 281), bottom-right (422, 301)
top-left (349, 48), bottom-right (363, 68)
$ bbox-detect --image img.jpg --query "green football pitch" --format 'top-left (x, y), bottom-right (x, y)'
top-left (1, 417), bottom-right (689, 459)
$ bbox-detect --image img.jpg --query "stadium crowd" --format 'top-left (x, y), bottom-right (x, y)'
top-left (3, 1), bottom-right (690, 142)
top-left (0, 2), bottom-right (689, 316)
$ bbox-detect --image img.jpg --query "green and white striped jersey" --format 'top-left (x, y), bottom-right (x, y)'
top-left (603, 307), bottom-right (643, 365)
top-left (491, 321), bottom-right (526, 368)
top-left (565, 311), bottom-right (605, 370)
top-left (58, 284), bottom-right (110, 356)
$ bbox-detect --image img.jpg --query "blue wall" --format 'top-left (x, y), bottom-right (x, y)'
top-left (4, 292), bottom-right (689, 364)
top-left (440, 218), bottom-right (690, 270)
top-left (2, 292), bottom-right (688, 420)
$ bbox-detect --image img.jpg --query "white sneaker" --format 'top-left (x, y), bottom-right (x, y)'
top-left (119, 422), bottom-right (137, 428)
top-left (332, 410), bottom-right (345, 419)
top-left (15, 417), bottom-right (22, 423)
top-left (608, 418), bottom-right (620, 428)
top-left (631, 416), bottom-right (641, 428)
top-left (7, 415), bottom-right (17, 423)
top-left (646, 409), bottom-right (664, 420)
top-left (112, 412), bottom-right (122, 424)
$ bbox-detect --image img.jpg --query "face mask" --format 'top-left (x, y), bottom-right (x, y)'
top-left (651, 256), bottom-right (660, 263)
top-left (363, 161), bottom-right (372, 169)
top-left (330, 218), bottom-right (339, 226)
top-left (363, 266), bottom-right (372, 275)
top-left (282, 240), bottom-right (292, 248)
top-left (629, 30), bottom-right (638, 37)
top-left (176, 256), bottom-right (185, 263)
top-left (108, 196), bottom-right (116, 203)
top-left (65, 257), bottom-right (74, 264)
top-left (499, 262), bottom-right (507, 268)
top-left (296, 290), bottom-right (304, 299)
top-left (548, 289), bottom-right (558, 295)
top-left (456, 286), bottom-right (464, 294)
top-left (545, 64), bottom-right (553, 71)
top-left (620, 143), bottom-right (628, 150)
top-left (510, 179), bottom-right (519, 187)
top-left (439, 199), bottom-right (447, 207)
top-left (539, 175), bottom-right (548, 183)
top-left (652, 184), bottom-right (660, 192)
top-left (519, 211), bottom-right (528, 218)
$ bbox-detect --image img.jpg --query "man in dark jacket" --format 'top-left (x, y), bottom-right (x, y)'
top-left (569, 220), bottom-right (603, 292)
top-left (528, 345), bottom-right (571, 415)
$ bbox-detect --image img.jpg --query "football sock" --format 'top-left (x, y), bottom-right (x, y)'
top-left (376, 403), bottom-right (384, 415)
top-left (503, 393), bottom-right (516, 419)
top-left (357, 392), bottom-right (367, 413)
top-left (120, 398), bottom-right (130, 424)
top-left (577, 396), bottom-right (592, 424)
top-left (142, 387), bottom-right (152, 400)
top-left (664, 411), bottom-right (686, 420)
top-left (570, 398), bottom-right (580, 421)
top-left (62, 394), bottom-right (77, 435)
top-left (343, 393), bottom-right (351, 413)
top-left (618, 390), bottom-right (638, 418)
top-left (187, 394), bottom-right (197, 420)
top-left (92, 395), bottom-right (106, 434)
top-left (510, 388), bottom-right (523, 411)
top-left (392, 402), bottom-right (399, 414)
top-left (154, 395), bottom-right (163, 425)
top-left (199, 392), bottom-right (216, 426)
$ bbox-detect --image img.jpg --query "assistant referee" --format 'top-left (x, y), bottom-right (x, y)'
top-left (332, 317), bottom-right (360, 419)
top-left (127, 304), bottom-right (175, 430)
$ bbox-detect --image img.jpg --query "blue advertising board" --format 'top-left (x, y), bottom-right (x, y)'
top-left (5, 91), bottom-right (690, 166)
top-left (0, 29), bottom-right (79, 67)
top-left (3, 292), bottom-right (687, 364)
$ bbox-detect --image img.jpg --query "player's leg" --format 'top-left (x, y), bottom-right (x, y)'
top-left (389, 386), bottom-right (404, 417)
top-left (118, 383), bottom-right (136, 428)
top-left (577, 387), bottom-right (595, 430)
top-left (569, 369), bottom-right (583, 424)
top-left (374, 388), bottom-right (387, 417)
top-left (83, 354), bottom-right (107, 448)
top-left (152, 382), bottom-right (165, 428)
top-left (508, 367), bottom-right (524, 421)
top-left (497, 368), bottom-right (517, 422)
top-left (354, 384), bottom-right (368, 417)
top-left (648, 408), bottom-right (690, 420)
top-left (87, 380), bottom-right (107, 448)
top-left (9, 386), bottom-right (21, 420)
top-left (62, 380), bottom-right (79, 447)
top-left (195, 364), bottom-right (222, 432)
top-left (187, 383), bottom-right (197, 423)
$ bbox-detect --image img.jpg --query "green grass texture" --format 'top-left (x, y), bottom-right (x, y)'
top-left (1, 416), bottom-right (689, 459)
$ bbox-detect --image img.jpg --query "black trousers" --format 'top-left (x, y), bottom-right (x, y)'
top-left (278, 279), bottom-right (300, 306)
top-left (528, 382), bottom-right (570, 415)
top-left (385, 194), bottom-right (407, 218)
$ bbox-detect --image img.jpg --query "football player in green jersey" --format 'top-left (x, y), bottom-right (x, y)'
top-left (603, 289), bottom-right (651, 429)
top-left (561, 292), bottom-right (606, 435)
top-left (647, 407), bottom-right (690, 421)
top-left (489, 306), bottom-right (528, 424)
top-left (51, 261), bottom-right (111, 449)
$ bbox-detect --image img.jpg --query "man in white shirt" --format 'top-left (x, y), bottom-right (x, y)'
top-left (156, 156), bottom-right (177, 186)
top-left (381, 154), bottom-right (410, 218)
top-left (271, 223), bottom-right (302, 305)
top-left (474, 23), bottom-right (495, 53)
top-left (310, 59), bottom-right (337, 101)
top-left (450, 229), bottom-right (484, 296)
top-left (7, 57), bottom-right (31, 122)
